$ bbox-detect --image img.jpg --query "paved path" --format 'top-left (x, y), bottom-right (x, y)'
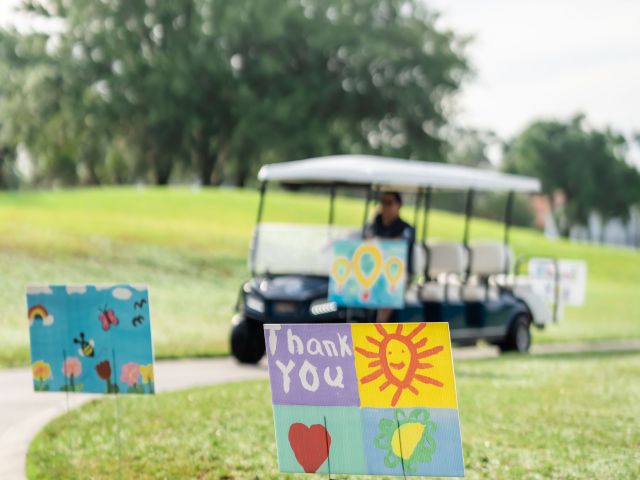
top-left (2, 339), bottom-right (639, 480)
top-left (0, 358), bottom-right (268, 480)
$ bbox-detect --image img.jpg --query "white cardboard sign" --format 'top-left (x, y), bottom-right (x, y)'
top-left (527, 258), bottom-right (587, 306)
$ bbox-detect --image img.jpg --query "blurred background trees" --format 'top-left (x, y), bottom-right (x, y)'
top-left (504, 115), bottom-right (640, 237)
top-left (0, 0), bottom-right (469, 186)
top-left (0, 0), bottom-right (638, 235)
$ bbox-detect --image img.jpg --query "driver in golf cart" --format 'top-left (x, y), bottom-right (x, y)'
top-left (364, 191), bottom-right (416, 322)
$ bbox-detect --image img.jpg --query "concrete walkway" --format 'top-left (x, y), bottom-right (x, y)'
top-left (0, 358), bottom-right (268, 480)
top-left (2, 339), bottom-right (639, 480)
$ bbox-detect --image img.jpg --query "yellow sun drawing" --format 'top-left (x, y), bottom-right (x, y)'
top-left (352, 323), bottom-right (457, 408)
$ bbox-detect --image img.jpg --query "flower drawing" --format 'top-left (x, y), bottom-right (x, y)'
top-left (61, 356), bottom-right (83, 391)
top-left (32, 360), bottom-right (52, 391)
top-left (95, 360), bottom-right (111, 381)
top-left (139, 364), bottom-right (155, 394)
top-left (121, 362), bottom-right (140, 387)
top-left (33, 360), bottom-right (52, 381)
top-left (62, 357), bottom-right (82, 378)
top-left (95, 360), bottom-right (119, 394)
top-left (139, 364), bottom-right (154, 384)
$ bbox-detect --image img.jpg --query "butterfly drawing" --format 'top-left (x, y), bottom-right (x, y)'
top-left (134, 299), bottom-right (147, 309)
top-left (98, 306), bottom-right (119, 331)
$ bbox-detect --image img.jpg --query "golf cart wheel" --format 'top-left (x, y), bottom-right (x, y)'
top-left (230, 316), bottom-right (265, 364)
top-left (500, 314), bottom-right (531, 353)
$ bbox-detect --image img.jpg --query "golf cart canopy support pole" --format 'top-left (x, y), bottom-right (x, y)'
top-left (421, 186), bottom-right (432, 280)
top-left (421, 187), bottom-right (432, 243)
top-left (251, 181), bottom-right (268, 276)
top-left (413, 188), bottom-right (423, 234)
top-left (256, 181), bottom-right (267, 224)
top-left (504, 190), bottom-right (515, 246)
top-left (361, 184), bottom-right (373, 238)
top-left (463, 189), bottom-right (475, 247)
top-left (328, 184), bottom-right (336, 226)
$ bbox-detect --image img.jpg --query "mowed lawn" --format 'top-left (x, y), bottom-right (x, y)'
top-left (1, 187), bottom-right (639, 366)
top-left (26, 351), bottom-right (640, 479)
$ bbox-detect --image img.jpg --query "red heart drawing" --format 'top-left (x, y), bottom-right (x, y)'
top-left (288, 423), bottom-right (331, 473)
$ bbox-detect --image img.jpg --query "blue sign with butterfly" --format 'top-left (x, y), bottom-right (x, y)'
top-left (27, 284), bottom-right (155, 395)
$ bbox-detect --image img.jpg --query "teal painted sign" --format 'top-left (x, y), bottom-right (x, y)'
top-left (27, 284), bottom-right (155, 395)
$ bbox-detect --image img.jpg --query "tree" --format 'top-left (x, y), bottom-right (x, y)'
top-left (503, 115), bottom-right (640, 237)
top-left (0, 33), bottom-right (17, 188)
top-left (2, 0), bottom-right (469, 187)
top-left (446, 127), bottom-right (499, 169)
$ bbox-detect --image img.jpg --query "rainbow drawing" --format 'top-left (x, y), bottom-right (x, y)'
top-left (28, 305), bottom-right (54, 327)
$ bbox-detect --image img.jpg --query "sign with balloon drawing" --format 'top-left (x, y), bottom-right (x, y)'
top-left (27, 284), bottom-right (155, 395)
top-left (264, 322), bottom-right (464, 477)
top-left (329, 239), bottom-right (408, 309)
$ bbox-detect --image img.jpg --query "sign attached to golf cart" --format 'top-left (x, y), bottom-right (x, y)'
top-left (329, 239), bottom-right (408, 309)
top-left (527, 259), bottom-right (587, 306)
top-left (27, 284), bottom-right (155, 394)
top-left (264, 322), bottom-right (464, 477)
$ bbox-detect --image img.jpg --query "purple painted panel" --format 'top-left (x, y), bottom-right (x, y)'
top-left (264, 324), bottom-right (360, 406)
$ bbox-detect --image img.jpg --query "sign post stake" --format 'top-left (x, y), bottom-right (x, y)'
top-left (112, 347), bottom-right (123, 480)
top-left (323, 415), bottom-right (334, 480)
top-left (395, 411), bottom-right (407, 480)
top-left (62, 348), bottom-right (73, 473)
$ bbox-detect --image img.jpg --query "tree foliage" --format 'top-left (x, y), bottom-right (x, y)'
top-left (504, 115), bottom-right (640, 235)
top-left (0, 0), bottom-right (470, 187)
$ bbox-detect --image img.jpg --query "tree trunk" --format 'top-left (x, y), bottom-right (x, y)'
top-left (84, 160), bottom-right (101, 186)
top-left (193, 131), bottom-right (218, 186)
top-left (149, 152), bottom-right (172, 185)
top-left (211, 158), bottom-right (225, 186)
top-left (155, 164), bottom-right (172, 185)
top-left (0, 154), bottom-right (5, 189)
top-left (211, 141), bottom-right (229, 186)
top-left (198, 150), bottom-right (216, 186)
top-left (145, 143), bottom-right (172, 185)
top-left (235, 164), bottom-right (250, 187)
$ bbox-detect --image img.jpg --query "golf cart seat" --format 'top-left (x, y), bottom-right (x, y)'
top-left (412, 243), bottom-right (427, 278)
top-left (420, 242), bottom-right (468, 302)
top-left (403, 244), bottom-right (429, 303)
top-left (462, 241), bottom-right (514, 302)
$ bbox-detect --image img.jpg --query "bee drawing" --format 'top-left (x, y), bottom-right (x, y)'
top-left (73, 332), bottom-right (95, 358)
top-left (98, 306), bottom-right (119, 331)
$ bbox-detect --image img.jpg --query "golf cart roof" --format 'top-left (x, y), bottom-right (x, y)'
top-left (257, 155), bottom-right (540, 193)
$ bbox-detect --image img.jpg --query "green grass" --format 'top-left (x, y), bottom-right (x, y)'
top-left (26, 351), bottom-right (640, 479)
top-left (1, 187), bottom-right (639, 366)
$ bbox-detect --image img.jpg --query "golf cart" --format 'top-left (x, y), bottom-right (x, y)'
top-left (230, 155), bottom-right (556, 363)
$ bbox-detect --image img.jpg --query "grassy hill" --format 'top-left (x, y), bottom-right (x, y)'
top-left (27, 351), bottom-right (640, 478)
top-left (1, 187), bottom-right (638, 367)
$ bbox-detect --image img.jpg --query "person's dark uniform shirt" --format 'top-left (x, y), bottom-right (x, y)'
top-left (364, 213), bottom-right (416, 276)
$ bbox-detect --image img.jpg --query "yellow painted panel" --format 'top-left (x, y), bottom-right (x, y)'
top-left (352, 323), bottom-right (457, 409)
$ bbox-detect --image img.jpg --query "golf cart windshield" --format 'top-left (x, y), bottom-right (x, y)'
top-left (251, 155), bottom-right (541, 276)
top-left (250, 223), bottom-right (361, 275)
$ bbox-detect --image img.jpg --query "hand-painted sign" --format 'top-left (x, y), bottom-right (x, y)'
top-left (527, 258), bottom-right (587, 306)
top-left (27, 284), bottom-right (155, 395)
top-left (329, 240), bottom-right (408, 309)
top-left (264, 323), bottom-right (464, 477)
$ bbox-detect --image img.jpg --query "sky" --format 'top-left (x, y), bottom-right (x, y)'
top-left (1, 0), bottom-right (639, 163)
top-left (429, 0), bottom-right (640, 144)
